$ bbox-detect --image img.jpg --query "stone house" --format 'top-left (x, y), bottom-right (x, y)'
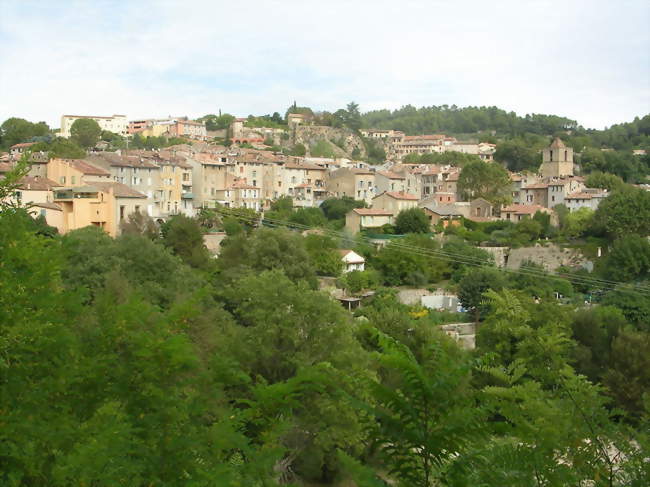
top-left (345, 208), bottom-right (394, 234)
top-left (372, 191), bottom-right (419, 214)
top-left (328, 167), bottom-right (376, 205)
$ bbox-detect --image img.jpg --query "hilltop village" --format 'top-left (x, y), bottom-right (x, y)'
top-left (1, 107), bottom-right (649, 486)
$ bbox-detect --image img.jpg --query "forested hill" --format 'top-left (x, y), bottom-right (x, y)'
top-left (361, 105), bottom-right (650, 149)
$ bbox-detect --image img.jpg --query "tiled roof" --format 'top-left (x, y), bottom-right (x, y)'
top-left (0, 162), bottom-right (13, 173)
top-left (549, 137), bottom-right (566, 149)
top-left (33, 201), bottom-right (62, 211)
top-left (59, 159), bottom-right (110, 176)
top-left (501, 204), bottom-right (546, 215)
top-left (524, 183), bottom-right (549, 189)
top-left (377, 170), bottom-right (405, 179)
top-left (11, 142), bottom-right (37, 149)
top-left (18, 176), bottom-right (58, 191)
top-left (379, 191), bottom-right (419, 200)
top-left (445, 172), bottom-right (460, 182)
top-left (89, 181), bottom-right (147, 198)
top-left (228, 181), bottom-right (259, 190)
top-left (284, 161), bottom-right (326, 170)
top-left (352, 208), bottom-right (394, 216)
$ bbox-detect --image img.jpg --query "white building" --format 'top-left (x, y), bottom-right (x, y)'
top-left (565, 189), bottom-right (608, 212)
top-left (60, 114), bottom-right (128, 138)
top-left (339, 249), bottom-right (365, 273)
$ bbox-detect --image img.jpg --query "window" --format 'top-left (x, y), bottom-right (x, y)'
top-left (135, 205), bottom-right (140, 213)
top-left (252, 171), bottom-right (257, 178)
top-left (240, 166), bottom-right (244, 173)
top-left (71, 176), bottom-right (76, 184)
top-left (564, 150), bottom-right (568, 161)
top-left (291, 176), bottom-right (296, 184)
top-left (60, 176), bottom-right (66, 184)
top-left (549, 150), bottom-right (553, 160)
top-left (119, 205), bottom-right (125, 220)
top-left (551, 196), bottom-right (555, 202)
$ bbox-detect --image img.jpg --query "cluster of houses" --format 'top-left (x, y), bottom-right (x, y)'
top-left (343, 137), bottom-right (609, 233)
top-left (2, 122), bottom-right (610, 239)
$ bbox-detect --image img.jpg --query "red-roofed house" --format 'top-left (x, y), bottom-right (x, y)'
top-left (499, 204), bottom-right (550, 222)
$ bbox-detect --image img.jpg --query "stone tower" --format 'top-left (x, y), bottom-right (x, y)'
top-left (540, 137), bottom-right (574, 178)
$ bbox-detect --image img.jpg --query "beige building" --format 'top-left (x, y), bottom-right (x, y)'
top-left (540, 137), bottom-right (574, 178)
top-left (281, 161), bottom-right (328, 207)
top-left (345, 208), bottom-right (394, 234)
top-left (372, 191), bottom-right (419, 214)
top-left (60, 114), bottom-right (128, 138)
top-left (328, 167), bottom-right (376, 205)
top-left (375, 171), bottom-right (406, 194)
top-left (214, 180), bottom-right (262, 210)
top-left (53, 181), bottom-right (147, 237)
top-left (8, 176), bottom-right (64, 232)
top-left (47, 158), bottom-right (112, 187)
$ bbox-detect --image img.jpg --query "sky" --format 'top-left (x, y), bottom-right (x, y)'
top-left (0, 0), bottom-right (648, 130)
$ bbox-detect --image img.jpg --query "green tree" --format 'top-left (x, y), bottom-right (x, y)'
top-left (360, 329), bottom-right (483, 487)
top-left (563, 207), bottom-right (594, 238)
top-left (304, 234), bottom-right (343, 276)
top-left (290, 143), bottom-right (306, 156)
top-left (70, 118), bottom-right (102, 148)
top-left (120, 209), bottom-right (159, 240)
top-left (593, 185), bottom-right (650, 239)
top-left (394, 207), bottom-right (430, 234)
top-left (601, 234), bottom-right (650, 281)
top-left (585, 171), bottom-right (626, 192)
top-left (494, 139), bottom-right (540, 171)
top-left (604, 329), bottom-right (650, 420)
top-left (218, 227), bottom-right (317, 287)
top-left (372, 234), bottom-right (448, 286)
top-left (458, 160), bottom-right (511, 207)
top-left (160, 214), bottom-right (213, 270)
top-left (320, 196), bottom-right (366, 221)
top-left (458, 267), bottom-right (506, 321)
top-left (0, 117), bottom-right (49, 148)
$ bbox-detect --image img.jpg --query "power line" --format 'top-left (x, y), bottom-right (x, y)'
top-left (208, 207), bottom-right (650, 297)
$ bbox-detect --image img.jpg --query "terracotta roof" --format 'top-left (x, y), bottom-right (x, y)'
top-left (352, 208), bottom-right (394, 216)
top-left (445, 172), bottom-right (460, 182)
top-left (228, 180), bottom-right (259, 190)
top-left (379, 191), bottom-right (419, 200)
top-left (566, 190), bottom-right (606, 200)
top-left (18, 176), bottom-right (58, 191)
top-left (284, 161), bottom-right (326, 170)
top-left (348, 167), bottom-right (374, 175)
top-left (86, 154), bottom-right (159, 169)
top-left (425, 204), bottom-right (463, 216)
top-left (58, 159), bottom-right (110, 176)
top-left (0, 162), bottom-right (13, 173)
top-left (510, 174), bottom-right (523, 182)
top-left (403, 134), bottom-right (445, 141)
top-left (89, 181), bottom-right (147, 198)
top-left (11, 142), bottom-right (37, 149)
top-left (377, 170), bottom-right (405, 180)
top-left (33, 202), bottom-right (62, 211)
top-left (549, 137), bottom-right (566, 149)
top-left (501, 204), bottom-right (546, 215)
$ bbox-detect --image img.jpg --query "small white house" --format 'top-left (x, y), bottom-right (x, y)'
top-left (339, 249), bottom-right (365, 273)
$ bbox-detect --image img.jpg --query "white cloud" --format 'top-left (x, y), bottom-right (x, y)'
top-left (0, 0), bottom-right (648, 129)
